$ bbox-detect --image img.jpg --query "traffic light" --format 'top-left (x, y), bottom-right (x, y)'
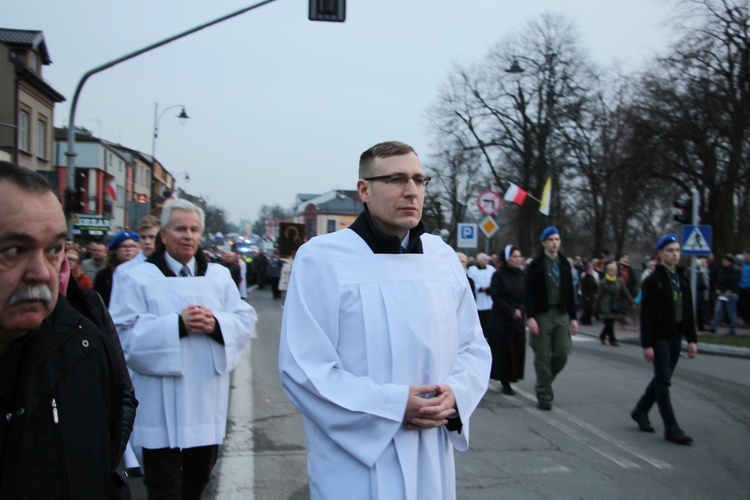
top-left (64, 187), bottom-right (84, 214)
top-left (309, 0), bottom-right (346, 22)
top-left (672, 198), bottom-right (692, 224)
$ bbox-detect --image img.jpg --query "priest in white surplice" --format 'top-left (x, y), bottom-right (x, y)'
top-left (110, 199), bottom-right (256, 499)
top-left (279, 141), bottom-right (491, 500)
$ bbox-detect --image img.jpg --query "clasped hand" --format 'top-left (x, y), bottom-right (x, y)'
top-left (181, 305), bottom-right (216, 334)
top-left (403, 384), bottom-right (456, 430)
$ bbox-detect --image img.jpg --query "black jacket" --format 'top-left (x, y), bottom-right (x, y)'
top-left (640, 264), bottom-right (697, 348)
top-left (348, 204), bottom-right (425, 255)
top-left (66, 277), bottom-right (137, 458)
top-left (714, 265), bottom-right (740, 294)
top-left (0, 295), bottom-right (130, 499)
top-left (525, 251), bottom-right (576, 320)
top-left (488, 265), bottom-right (526, 331)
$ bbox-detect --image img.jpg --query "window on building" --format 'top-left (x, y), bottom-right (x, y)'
top-left (307, 219), bottom-right (316, 238)
top-left (36, 118), bottom-right (47, 159)
top-left (29, 51), bottom-right (38, 72)
top-left (327, 219), bottom-right (336, 233)
top-left (18, 110), bottom-right (29, 152)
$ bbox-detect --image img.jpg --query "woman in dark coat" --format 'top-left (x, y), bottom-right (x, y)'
top-left (487, 244), bottom-right (527, 395)
top-left (94, 230), bottom-right (140, 307)
top-left (578, 264), bottom-right (598, 325)
top-left (594, 261), bottom-right (634, 346)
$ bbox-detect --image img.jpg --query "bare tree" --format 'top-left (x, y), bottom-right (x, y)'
top-left (428, 13), bottom-right (598, 252)
top-left (422, 141), bottom-right (487, 246)
top-left (629, 0), bottom-right (750, 255)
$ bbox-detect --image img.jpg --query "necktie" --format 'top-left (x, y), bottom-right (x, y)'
top-left (180, 265), bottom-right (191, 277)
top-left (551, 261), bottom-right (560, 285)
top-left (400, 246), bottom-right (406, 254)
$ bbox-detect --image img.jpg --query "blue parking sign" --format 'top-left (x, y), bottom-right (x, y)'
top-left (457, 223), bottom-right (477, 249)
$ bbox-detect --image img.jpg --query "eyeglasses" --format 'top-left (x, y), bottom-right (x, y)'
top-left (363, 174), bottom-right (431, 187)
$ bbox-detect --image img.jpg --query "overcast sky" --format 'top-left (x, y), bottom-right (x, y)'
top-left (2, 0), bottom-right (676, 225)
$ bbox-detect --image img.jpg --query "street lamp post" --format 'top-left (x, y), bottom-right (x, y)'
top-left (149, 104), bottom-right (189, 213)
top-left (63, 0), bottom-right (279, 238)
top-left (505, 52), bottom-right (558, 204)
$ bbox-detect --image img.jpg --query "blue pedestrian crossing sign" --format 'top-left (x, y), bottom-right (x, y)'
top-left (681, 225), bottom-right (712, 256)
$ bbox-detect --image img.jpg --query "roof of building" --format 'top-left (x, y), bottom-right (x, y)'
top-left (0, 28), bottom-right (51, 64)
top-left (297, 189), bottom-right (362, 215)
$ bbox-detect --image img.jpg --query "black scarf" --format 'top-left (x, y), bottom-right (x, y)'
top-left (348, 204), bottom-right (425, 254)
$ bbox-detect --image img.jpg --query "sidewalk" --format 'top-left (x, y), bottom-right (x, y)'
top-left (576, 317), bottom-right (750, 360)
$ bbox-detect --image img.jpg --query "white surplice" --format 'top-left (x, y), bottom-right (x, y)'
top-left (279, 230), bottom-right (491, 500)
top-left (110, 261), bottom-right (256, 450)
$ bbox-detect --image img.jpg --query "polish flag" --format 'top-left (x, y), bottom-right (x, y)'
top-left (106, 181), bottom-right (117, 201)
top-left (503, 182), bottom-right (527, 206)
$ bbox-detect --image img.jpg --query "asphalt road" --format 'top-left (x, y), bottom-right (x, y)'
top-left (133, 288), bottom-right (750, 499)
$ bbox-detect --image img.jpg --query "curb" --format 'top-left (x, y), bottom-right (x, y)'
top-left (576, 329), bottom-right (750, 360)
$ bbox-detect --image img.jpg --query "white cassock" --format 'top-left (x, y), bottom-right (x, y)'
top-left (279, 230), bottom-right (491, 500)
top-left (466, 265), bottom-right (495, 311)
top-left (110, 261), bottom-right (256, 450)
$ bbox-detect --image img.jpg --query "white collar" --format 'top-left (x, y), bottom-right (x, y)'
top-left (400, 233), bottom-right (410, 252)
top-left (164, 251), bottom-right (196, 276)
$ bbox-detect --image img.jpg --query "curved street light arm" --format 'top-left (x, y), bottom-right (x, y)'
top-left (64, 0), bottom-right (278, 235)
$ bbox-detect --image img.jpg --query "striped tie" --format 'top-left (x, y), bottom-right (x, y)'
top-left (180, 265), bottom-right (191, 277)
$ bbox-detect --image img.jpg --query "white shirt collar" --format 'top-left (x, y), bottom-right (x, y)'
top-left (164, 251), bottom-right (196, 276)
top-left (401, 233), bottom-right (410, 252)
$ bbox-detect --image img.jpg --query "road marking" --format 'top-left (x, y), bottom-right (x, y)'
top-left (509, 387), bottom-right (672, 471)
top-left (572, 336), bottom-right (595, 342)
top-left (213, 343), bottom-right (255, 498)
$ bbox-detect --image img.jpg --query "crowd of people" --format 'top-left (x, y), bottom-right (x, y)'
top-left (459, 234), bottom-right (747, 447)
top-left (461, 247), bottom-right (748, 346)
top-left (2, 150), bottom-right (748, 499)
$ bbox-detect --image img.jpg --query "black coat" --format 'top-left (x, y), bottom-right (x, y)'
top-left (0, 296), bottom-right (130, 499)
top-left (640, 264), bottom-right (697, 348)
top-left (488, 265), bottom-right (526, 331)
top-left (525, 251), bottom-right (577, 320)
top-left (66, 277), bottom-right (137, 458)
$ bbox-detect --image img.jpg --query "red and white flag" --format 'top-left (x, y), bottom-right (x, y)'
top-left (503, 182), bottom-right (527, 206)
top-left (106, 181), bottom-right (117, 201)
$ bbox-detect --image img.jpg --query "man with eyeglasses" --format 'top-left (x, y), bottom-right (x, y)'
top-left (279, 141), bottom-right (491, 500)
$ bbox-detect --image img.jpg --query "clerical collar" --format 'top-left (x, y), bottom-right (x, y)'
top-left (401, 233), bottom-right (410, 252)
top-left (349, 204), bottom-right (425, 254)
top-left (164, 251), bottom-right (196, 277)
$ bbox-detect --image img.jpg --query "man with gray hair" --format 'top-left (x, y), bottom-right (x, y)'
top-left (0, 161), bottom-right (131, 497)
top-left (110, 198), bottom-right (257, 499)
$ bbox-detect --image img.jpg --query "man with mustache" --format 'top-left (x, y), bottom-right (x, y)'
top-left (0, 161), bottom-right (132, 498)
top-left (279, 141), bottom-right (491, 500)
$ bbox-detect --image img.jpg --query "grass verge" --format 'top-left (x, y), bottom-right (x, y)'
top-left (697, 334), bottom-right (750, 348)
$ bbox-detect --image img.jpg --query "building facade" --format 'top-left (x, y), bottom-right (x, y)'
top-left (293, 190), bottom-right (363, 239)
top-left (0, 28), bottom-right (65, 177)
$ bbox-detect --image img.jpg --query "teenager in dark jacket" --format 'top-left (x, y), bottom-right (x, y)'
top-left (525, 226), bottom-right (578, 410)
top-left (630, 233), bottom-right (698, 445)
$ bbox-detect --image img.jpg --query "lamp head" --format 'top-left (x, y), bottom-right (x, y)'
top-left (505, 59), bottom-right (524, 82)
top-left (177, 107), bottom-right (190, 125)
